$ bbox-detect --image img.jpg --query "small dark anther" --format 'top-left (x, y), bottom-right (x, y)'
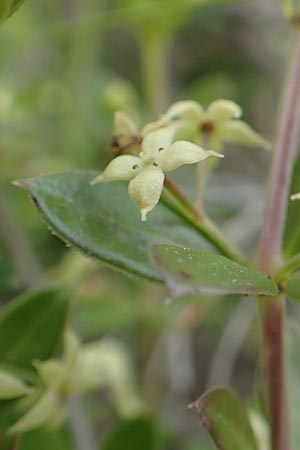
top-left (153, 162), bottom-right (158, 167)
top-left (158, 147), bottom-right (164, 151)
top-left (132, 164), bottom-right (138, 170)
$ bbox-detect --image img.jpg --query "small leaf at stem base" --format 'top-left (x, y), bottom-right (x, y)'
top-left (190, 387), bottom-right (258, 450)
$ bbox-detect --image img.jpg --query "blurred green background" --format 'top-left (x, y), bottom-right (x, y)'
top-left (0, 0), bottom-right (292, 449)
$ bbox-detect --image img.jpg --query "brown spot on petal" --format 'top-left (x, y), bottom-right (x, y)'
top-left (201, 122), bottom-right (214, 134)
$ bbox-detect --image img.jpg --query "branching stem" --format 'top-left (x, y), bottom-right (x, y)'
top-left (256, 22), bottom-right (300, 450)
top-left (163, 177), bottom-right (249, 265)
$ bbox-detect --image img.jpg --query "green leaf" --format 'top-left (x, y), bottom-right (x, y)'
top-left (286, 321), bottom-right (300, 449)
top-left (190, 387), bottom-right (258, 450)
top-left (0, 0), bottom-right (25, 23)
top-left (19, 429), bottom-right (72, 450)
top-left (284, 156), bottom-right (300, 257)
top-left (0, 396), bottom-right (33, 436)
top-left (286, 271), bottom-right (300, 302)
top-left (0, 288), bottom-right (69, 373)
top-left (151, 245), bottom-right (278, 299)
top-left (16, 171), bottom-right (212, 282)
top-left (102, 416), bottom-right (158, 450)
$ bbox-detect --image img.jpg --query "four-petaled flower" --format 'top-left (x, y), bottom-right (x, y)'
top-left (91, 127), bottom-right (223, 221)
top-left (143, 99), bottom-right (270, 152)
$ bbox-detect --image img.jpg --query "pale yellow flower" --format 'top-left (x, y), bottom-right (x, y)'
top-left (9, 332), bottom-right (143, 434)
top-left (91, 127), bottom-right (223, 221)
top-left (143, 99), bottom-right (270, 152)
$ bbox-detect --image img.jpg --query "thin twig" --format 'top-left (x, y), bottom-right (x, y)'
top-left (0, 190), bottom-right (44, 288)
top-left (206, 299), bottom-right (255, 387)
top-left (68, 396), bottom-right (98, 450)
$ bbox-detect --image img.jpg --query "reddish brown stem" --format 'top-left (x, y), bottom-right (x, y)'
top-left (258, 24), bottom-right (300, 274)
top-left (262, 298), bottom-right (289, 450)
top-left (256, 22), bottom-right (300, 450)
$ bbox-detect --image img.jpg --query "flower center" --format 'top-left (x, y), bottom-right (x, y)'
top-left (200, 121), bottom-right (214, 134)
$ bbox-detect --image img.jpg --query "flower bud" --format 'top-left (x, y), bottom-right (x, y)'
top-left (0, 370), bottom-right (32, 399)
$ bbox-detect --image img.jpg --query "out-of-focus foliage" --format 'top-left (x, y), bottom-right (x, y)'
top-left (0, 0), bottom-right (26, 24)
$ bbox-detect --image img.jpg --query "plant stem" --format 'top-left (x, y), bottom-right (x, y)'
top-left (256, 22), bottom-right (300, 450)
top-left (140, 31), bottom-right (171, 117)
top-left (259, 297), bottom-right (288, 450)
top-left (194, 131), bottom-right (211, 212)
top-left (163, 177), bottom-right (249, 265)
top-left (257, 24), bottom-right (300, 275)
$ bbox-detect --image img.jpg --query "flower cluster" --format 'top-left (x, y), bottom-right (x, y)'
top-left (92, 99), bottom-right (269, 221)
top-left (3, 332), bottom-right (143, 434)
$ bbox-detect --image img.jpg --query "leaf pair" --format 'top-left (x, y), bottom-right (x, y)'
top-left (17, 172), bottom-right (278, 299)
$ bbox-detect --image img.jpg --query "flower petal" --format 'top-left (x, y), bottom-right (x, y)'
top-left (206, 99), bottom-right (242, 123)
top-left (35, 360), bottom-right (65, 389)
top-left (165, 100), bottom-right (204, 123)
top-left (0, 370), bottom-right (32, 399)
top-left (291, 193), bottom-right (300, 200)
top-left (141, 118), bottom-right (167, 136)
top-left (221, 120), bottom-right (270, 149)
top-left (9, 391), bottom-right (60, 434)
top-left (90, 155), bottom-right (143, 184)
top-left (141, 127), bottom-right (175, 159)
top-left (114, 111), bottom-right (138, 136)
top-left (128, 166), bottom-right (164, 221)
top-left (157, 141), bottom-right (224, 172)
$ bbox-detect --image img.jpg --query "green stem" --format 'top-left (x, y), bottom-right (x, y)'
top-left (163, 178), bottom-right (249, 265)
top-left (194, 132), bottom-right (211, 212)
top-left (256, 21), bottom-right (300, 450)
top-left (140, 32), bottom-right (171, 117)
top-left (275, 252), bottom-right (300, 281)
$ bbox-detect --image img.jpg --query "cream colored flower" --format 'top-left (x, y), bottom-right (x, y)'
top-left (291, 193), bottom-right (300, 200)
top-left (91, 127), bottom-right (223, 221)
top-left (143, 99), bottom-right (270, 152)
top-left (9, 332), bottom-right (143, 434)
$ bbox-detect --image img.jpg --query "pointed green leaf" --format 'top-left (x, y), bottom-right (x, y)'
top-left (151, 245), bottom-right (278, 299)
top-left (0, 288), bottom-right (69, 372)
top-left (16, 172), bottom-right (212, 282)
top-left (286, 271), bottom-right (300, 302)
top-left (190, 387), bottom-right (258, 450)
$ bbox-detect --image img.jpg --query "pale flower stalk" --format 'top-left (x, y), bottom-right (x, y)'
top-left (91, 127), bottom-right (223, 221)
